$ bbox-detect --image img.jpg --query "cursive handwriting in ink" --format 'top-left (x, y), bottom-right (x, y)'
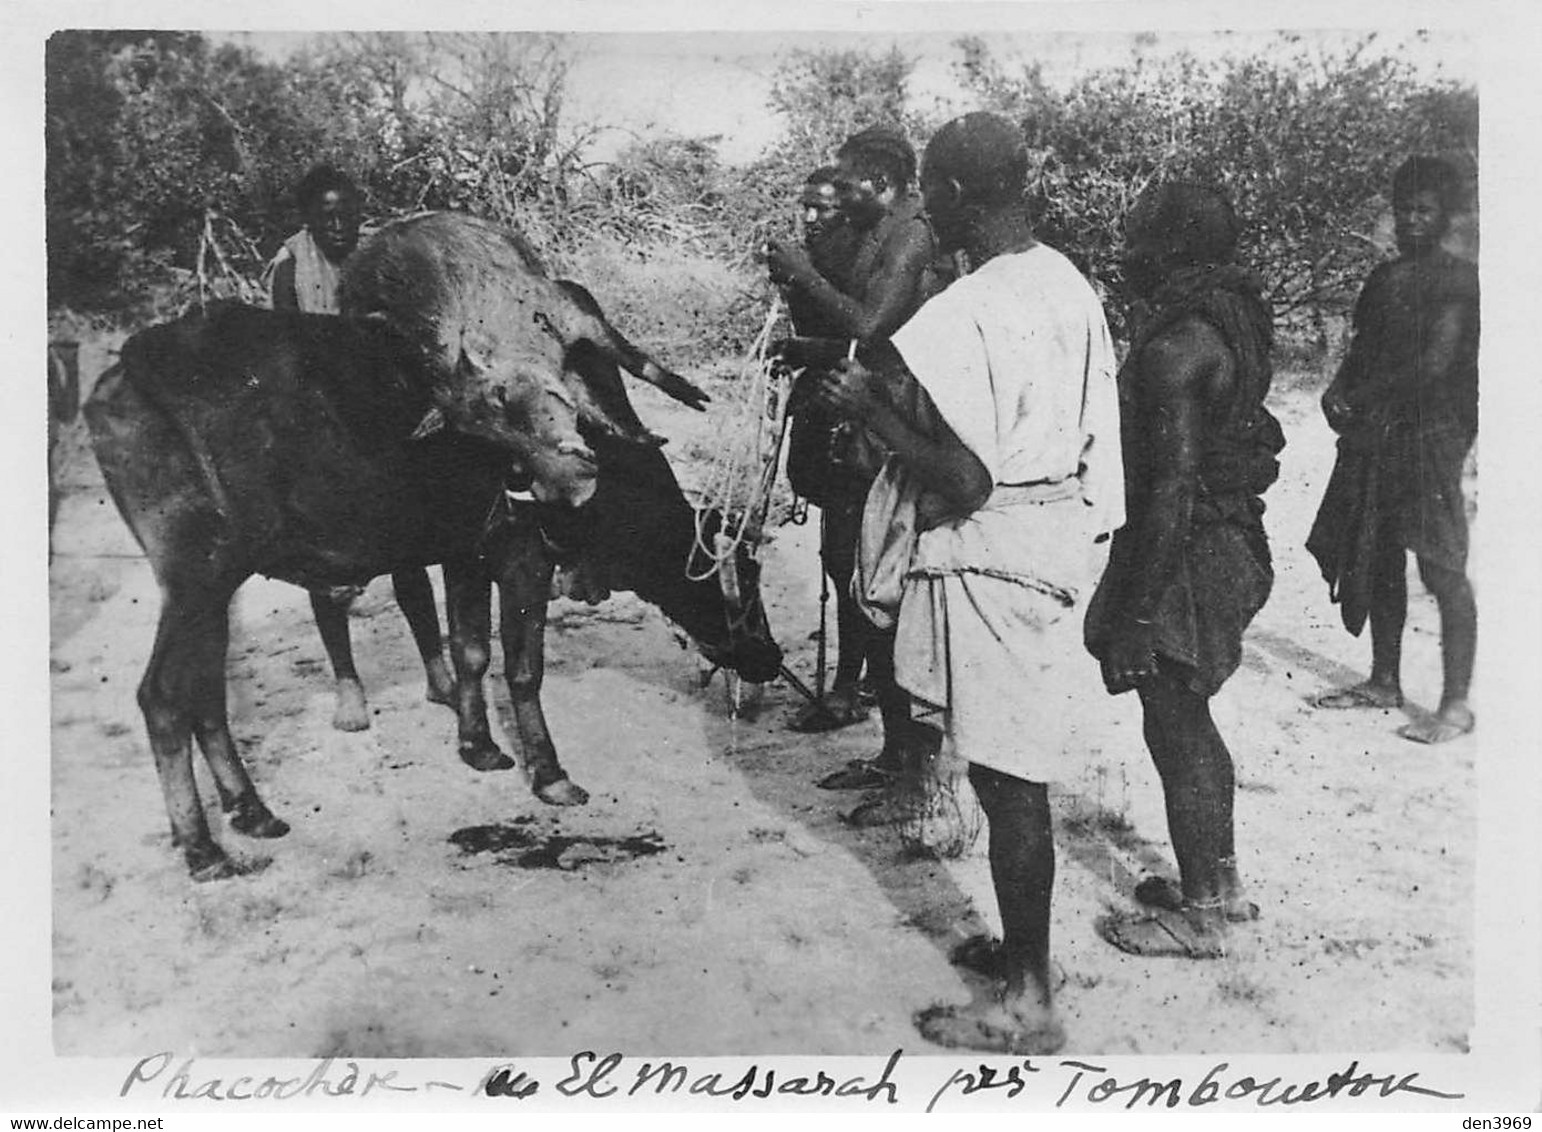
top-left (926, 1059), bottom-right (1043, 1113)
top-left (628, 1048), bottom-right (902, 1103)
top-left (556, 1051), bottom-right (625, 1098)
top-left (1053, 1059), bottom-right (1465, 1109)
top-left (481, 1064), bottom-right (541, 1099)
top-left (120, 1053), bottom-right (407, 1101)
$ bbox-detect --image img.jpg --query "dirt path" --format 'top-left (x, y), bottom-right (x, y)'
top-left (49, 349), bottom-right (1473, 1058)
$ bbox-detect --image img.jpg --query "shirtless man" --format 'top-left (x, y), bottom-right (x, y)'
top-left (1084, 183), bottom-right (1285, 958)
top-left (780, 166), bottom-right (871, 732)
top-left (810, 112), bottom-right (1123, 1052)
top-left (766, 127), bottom-right (945, 818)
top-left (1306, 155), bottom-right (1479, 744)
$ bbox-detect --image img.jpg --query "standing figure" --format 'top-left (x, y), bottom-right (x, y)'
top-left (268, 164), bottom-right (360, 315)
top-left (780, 165), bottom-right (871, 732)
top-left (1306, 156), bottom-right (1479, 744)
top-left (766, 126), bottom-right (946, 819)
top-left (1084, 183), bottom-right (1285, 957)
top-left (809, 112), bottom-right (1123, 1053)
top-left (267, 164), bottom-right (456, 730)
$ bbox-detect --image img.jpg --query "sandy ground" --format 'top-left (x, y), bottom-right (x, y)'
top-left (48, 333), bottom-right (1474, 1058)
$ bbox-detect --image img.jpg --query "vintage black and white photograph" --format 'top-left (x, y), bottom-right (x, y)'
top-left (12, 0), bottom-right (1542, 1115)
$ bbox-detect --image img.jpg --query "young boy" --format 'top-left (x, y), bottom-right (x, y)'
top-left (1306, 155), bottom-right (1479, 744)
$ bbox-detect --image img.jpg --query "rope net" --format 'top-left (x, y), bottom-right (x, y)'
top-left (686, 297), bottom-right (797, 586)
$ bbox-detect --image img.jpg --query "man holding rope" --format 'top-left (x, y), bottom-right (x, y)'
top-left (779, 165), bottom-right (874, 733)
top-left (807, 112), bottom-right (1122, 1052)
top-left (767, 125), bottom-right (949, 824)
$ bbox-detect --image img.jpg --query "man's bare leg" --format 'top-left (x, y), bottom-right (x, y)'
top-left (1109, 669), bottom-right (1256, 951)
top-left (392, 567), bottom-right (456, 706)
top-left (1399, 557), bottom-right (1476, 743)
top-left (916, 764), bottom-right (1065, 1053)
top-left (1127, 670), bottom-right (1258, 923)
top-left (312, 590), bottom-right (370, 732)
top-left (1316, 538), bottom-right (1407, 709)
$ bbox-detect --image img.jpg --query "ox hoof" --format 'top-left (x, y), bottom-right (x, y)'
top-left (332, 680), bottom-right (371, 732)
top-left (459, 740), bottom-right (516, 773)
top-left (535, 777), bottom-right (590, 807)
top-left (227, 796), bottom-right (292, 839)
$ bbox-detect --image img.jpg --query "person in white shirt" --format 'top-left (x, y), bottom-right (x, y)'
top-left (808, 111), bottom-right (1122, 1054)
top-left (267, 164), bottom-right (360, 314)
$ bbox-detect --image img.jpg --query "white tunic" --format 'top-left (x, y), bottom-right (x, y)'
top-left (883, 244), bottom-right (1123, 783)
top-left (265, 230), bottom-right (344, 314)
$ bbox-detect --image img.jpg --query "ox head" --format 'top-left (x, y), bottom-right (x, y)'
top-left (682, 510), bottom-right (783, 685)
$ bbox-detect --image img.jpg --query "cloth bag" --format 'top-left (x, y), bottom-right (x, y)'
top-left (854, 456), bottom-right (924, 631)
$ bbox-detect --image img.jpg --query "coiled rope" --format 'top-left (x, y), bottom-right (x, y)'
top-left (686, 296), bottom-right (796, 588)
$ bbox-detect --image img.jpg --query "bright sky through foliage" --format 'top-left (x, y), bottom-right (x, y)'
top-left (228, 27), bottom-right (1475, 165)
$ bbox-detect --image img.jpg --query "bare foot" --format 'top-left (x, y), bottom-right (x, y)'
top-left (949, 936), bottom-right (1070, 991)
top-left (332, 677), bottom-right (370, 732)
top-left (1398, 701), bottom-right (1475, 744)
top-left (1096, 904), bottom-right (1229, 959)
top-left (1312, 680), bottom-right (1403, 710)
top-left (915, 998), bottom-right (1066, 1055)
top-left (789, 683), bottom-right (869, 733)
top-left (1134, 875), bottom-right (1259, 922)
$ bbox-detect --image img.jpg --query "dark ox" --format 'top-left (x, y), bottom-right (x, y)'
top-left (85, 302), bottom-right (781, 881)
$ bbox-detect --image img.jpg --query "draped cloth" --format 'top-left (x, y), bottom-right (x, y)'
top-left (858, 244), bottom-right (1123, 783)
top-left (265, 230), bottom-right (345, 314)
top-left (1305, 251), bottom-right (1479, 635)
top-left (1084, 265), bottom-right (1283, 697)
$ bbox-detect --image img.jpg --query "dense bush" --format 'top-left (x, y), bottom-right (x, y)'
top-left (46, 29), bottom-right (1476, 356)
top-left (953, 34), bottom-right (1478, 332)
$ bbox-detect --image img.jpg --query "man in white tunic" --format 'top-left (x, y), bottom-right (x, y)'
top-left (809, 112), bottom-right (1121, 1054)
top-left (266, 164), bottom-right (360, 314)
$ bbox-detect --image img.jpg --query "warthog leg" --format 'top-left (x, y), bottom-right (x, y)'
top-left (444, 556), bottom-right (515, 773)
top-left (493, 520), bottom-right (588, 806)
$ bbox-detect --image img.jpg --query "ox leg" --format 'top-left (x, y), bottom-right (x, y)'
top-left (311, 590), bottom-right (371, 732)
top-left (496, 530), bottom-right (588, 806)
top-left (444, 558), bottom-right (515, 772)
top-left (138, 590), bottom-right (243, 881)
top-left (188, 603), bottom-right (290, 842)
top-left (392, 567), bottom-right (457, 707)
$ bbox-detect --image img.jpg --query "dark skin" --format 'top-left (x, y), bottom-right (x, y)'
top-left (769, 150), bottom-right (939, 774)
top-left (800, 181), bottom-right (842, 242)
top-left (1316, 189), bottom-right (1477, 742)
top-left (1097, 257), bottom-right (1250, 933)
top-left (270, 188), bottom-right (361, 311)
top-left (765, 157), bottom-right (935, 345)
top-left (791, 178), bottom-right (868, 717)
top-left (809, 169), bottom-right (1064, 1046)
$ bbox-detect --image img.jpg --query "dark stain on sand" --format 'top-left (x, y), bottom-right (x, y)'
top-left (450, 819), bottom-right (668, 870)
